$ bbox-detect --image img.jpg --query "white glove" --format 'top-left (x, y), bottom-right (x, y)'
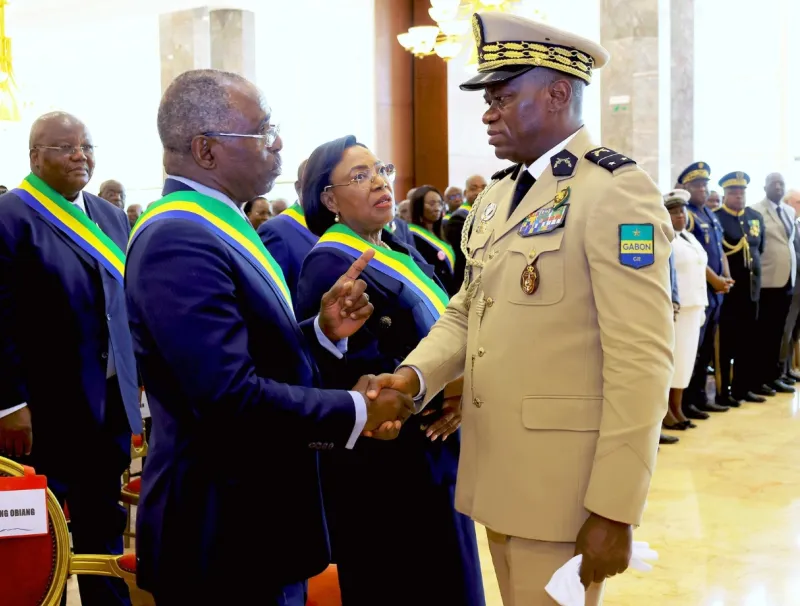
top-left (544, 541), bottom-right (658, 606)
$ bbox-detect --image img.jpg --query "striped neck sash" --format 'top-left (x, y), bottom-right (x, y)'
top-left (13, 173), bottom-right (126, 285)
top-left (281, 202), bottom-right (312, 235)
top-left (315, 224), bottom-right (449, 327)
top-left (444, 212), bottom-right (453, 222)
top-left (408, 224), bottom-right (455, 273)
top-left (130, 191), bottom-right (294, 317)
top-left (457, 203), bottom-right (472, 214)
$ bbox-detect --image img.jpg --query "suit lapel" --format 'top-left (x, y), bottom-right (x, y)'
top-left (34, 212), bottom-right (98, 272)
top-left (496, 128), bottom-right (594, 241)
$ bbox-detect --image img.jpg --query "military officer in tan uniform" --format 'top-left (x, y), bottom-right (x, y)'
top-left (368, 11), bottom-right (675, 606)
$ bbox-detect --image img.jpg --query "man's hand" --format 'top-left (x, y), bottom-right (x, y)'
top-left (421, 396), bottom-right (461, 441)
top-left (709, 273), bottom-right (732, 294)
top-left (352, 375), bottom-right (414, 440)
top-left (318, 249), bottom-right (375, 341)
top-left (364, 368), bottom-right (420, 400)
top-left (0, 406), bottom-right (33, 457)
top-left (574, 512), bottom-right (632, 589)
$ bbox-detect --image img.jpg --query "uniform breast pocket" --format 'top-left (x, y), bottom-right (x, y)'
top-left (505, 229), bottom-right (566, 306)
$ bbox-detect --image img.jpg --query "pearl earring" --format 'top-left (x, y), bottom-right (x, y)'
top-left (335, 213), bottom-right (340, 223)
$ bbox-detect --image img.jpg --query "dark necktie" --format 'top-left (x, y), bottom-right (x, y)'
top-left (508, 170), bottom-right (536, 217)
top-left (776, 205), bottom-right (791, 238)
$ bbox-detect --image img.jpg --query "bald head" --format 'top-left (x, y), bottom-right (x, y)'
top-left (29, 111), bottom-right (94, 200)
top-left (158, 69), bottom-right (257, 155)
top-left (465, 174), bottom-right (487, 204)
top-left (765, 172), bottom-right (786, 203)
top-left (295, 158), bottom-right (308, 201)
top-left (99, 179), bottom-right (125, 209)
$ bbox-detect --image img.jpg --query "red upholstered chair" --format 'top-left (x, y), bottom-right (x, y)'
top-left (122, 433), bottom-right (148, 547)
top-left (0, 456), bottom-right (136, 605)
top-left (306, 565), bottom-right (342, 606)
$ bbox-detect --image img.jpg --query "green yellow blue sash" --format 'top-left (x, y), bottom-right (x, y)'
top-left (280, 202), bottom-right (310, 233)
top-left (129, 191), bottom-right (294, 317)
top-left (456, 203), bottom-right (472, 215)
top-left (407, 224), bottom-right (455, 273)
top-left (444, 212), bottom-right (453, 222)
top-left (13, 173), bottom-right (126, 284)
top-left (315, 224), bottom-right (448, 327)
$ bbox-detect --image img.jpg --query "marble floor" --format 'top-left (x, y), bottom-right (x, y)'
top-left (67, 390), bottom-right (800, 605)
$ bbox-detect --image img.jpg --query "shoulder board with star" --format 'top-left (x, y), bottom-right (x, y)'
top-left (491, 164), bottom-right (521, 182)
top-left (584, 147), bottom-right (637, 173)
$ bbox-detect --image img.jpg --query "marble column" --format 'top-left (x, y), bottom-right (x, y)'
top-left (210, 9), bottom-right (256, 81)
top-left (600, 0), bottom-right (660, 182)
top-left (159, 7), bottom-right (212, 93)
top-left (159, 7), bottom-right (256, 93)
top-left (670, 0), bottom-right (694, 183)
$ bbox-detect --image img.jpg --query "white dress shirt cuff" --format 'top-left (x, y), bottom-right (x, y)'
top-left (0, 403), bottom-right (27, 419)
top-left (398, 365), bottom-right (427, 413)
top-left (346, 392), bottom-right (367, 449)
top-left (314, 314), bottom-right (348, 359)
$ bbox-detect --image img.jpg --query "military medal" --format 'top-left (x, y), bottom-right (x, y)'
top-left (552, 187), bottom-right (571, 209)
top-left (518, 203), bottom-right (568, 237)
top-left (521, 262), bottom-right (538, 295)
top-left (482, 203), bottom-right (497, 222)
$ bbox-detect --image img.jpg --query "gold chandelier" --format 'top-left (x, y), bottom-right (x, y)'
top-left (0, 0), bottom-right (20, 122)
top-left (397, 0), bottom-right (542, 62)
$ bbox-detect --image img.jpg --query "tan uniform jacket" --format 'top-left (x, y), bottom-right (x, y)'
top-left (402, 128), bottom-right (674, 542)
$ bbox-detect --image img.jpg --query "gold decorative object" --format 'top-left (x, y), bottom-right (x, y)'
top-left (397, 0), bottom-right (546, 64)
top-left (0, 0), bottom-right (20, 122)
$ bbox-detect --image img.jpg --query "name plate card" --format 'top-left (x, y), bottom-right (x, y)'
top-left (0, 474), bottom-right (48, 539)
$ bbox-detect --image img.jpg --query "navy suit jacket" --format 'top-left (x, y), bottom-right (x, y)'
top-left (258, 210), bottom-right (318, 306)
top-left (125, 179), bottom-right (357, 597)
top-left (389, 217), bottom-right (417, 250)
top-left (0, 188), bottom-right (141, 468)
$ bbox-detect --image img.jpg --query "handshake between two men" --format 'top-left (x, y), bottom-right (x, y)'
top-left (317, 248), bottom-right (461, 442)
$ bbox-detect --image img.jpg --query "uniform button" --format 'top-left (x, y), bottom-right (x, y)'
top-left (101, 352), bottom-right (108, 360)
top-left (477, 347), bottom-right (485, 357)
top-left (106, 313), bottom-right (112, 321)
top-left (473, 398), bottom-right (483, 408)
top-left (486, 297), bottom-right (494, 307)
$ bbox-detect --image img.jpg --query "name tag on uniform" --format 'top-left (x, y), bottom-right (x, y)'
top-left (0, 474), bottom-right (48, 539)
top-left (619, 224), bottom-right (654, 269)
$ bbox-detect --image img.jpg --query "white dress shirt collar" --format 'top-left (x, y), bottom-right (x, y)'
top-left (525, 128), bottom-right (581, 180)
top-left (71, 190), bottom-right (87, 213)
top-left (166, 174), bottom-right (248, 218)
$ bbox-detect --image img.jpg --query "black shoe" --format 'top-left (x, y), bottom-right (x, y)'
top-left (756, 384), bottom-right (777, 397)
top-left (740, 391), bottom-right (767, 403)
top-left (698, 401), bottom-right (729, 412)
top-left (685, 420), bottom-right (698, 428)
top-left (663, 422), bottom-right (688, 431)
top-left (684, 405), bottom-right (710, 420)
top-left (781, 374), bottom-right (797, 385)
top-left (716, 395), bottom-right (741, 408)
top-left (660, 433), bottom-right (679, 444)
top-left (788, 369), bottom-right (800, 381)
top-left (771, 380), bottom-right (795, 393)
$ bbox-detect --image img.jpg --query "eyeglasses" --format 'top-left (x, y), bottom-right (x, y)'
top-left (33, 145), bottom-right (96, 156)
top-left (324, 164), bottom-right (396, 192)
top-left (202, 124), bottom-right (280, 148)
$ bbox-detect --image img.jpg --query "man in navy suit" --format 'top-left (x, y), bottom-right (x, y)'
top-left (125, 69), bottom-right (413, 605)
top-left (0, 112), bottom-right (142, 605)
top-left (259, 158), bottom-right (319, 304)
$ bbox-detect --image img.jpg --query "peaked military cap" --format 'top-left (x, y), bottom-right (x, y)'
top-left (719, 171), bottom-right (750, 189)
top-left (677, 162), bottom-right (711, 185)
top-left (460, 12), bottom-right (610, 91)
top-left (663, 189), bottom-right (691, 209)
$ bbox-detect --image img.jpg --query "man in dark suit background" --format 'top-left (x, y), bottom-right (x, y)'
top-left (125, 69), bottom-right (412, 605)
top-left (446, 174), bottom-right (486, 285)
top-left (0, 112), bottom-right (142, 605)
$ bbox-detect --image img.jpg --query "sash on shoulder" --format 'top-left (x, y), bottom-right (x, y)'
top-left (408, 224), bottom-right (455, 273)
top-left (130, 191), bottom-right (294, 317)
top-left (315, 224), bottom-right (449, 326)
top-left (13, 173), bottom-right (126, 285)
top-left (280, 202), bottom-right (312, 235)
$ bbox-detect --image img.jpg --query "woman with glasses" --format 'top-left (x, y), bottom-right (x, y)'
top-left (296, 136), bottom-right (484, 606)
top-left (408, 185), bottom-right (457, 296)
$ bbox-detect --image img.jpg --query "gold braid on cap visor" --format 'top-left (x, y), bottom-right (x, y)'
top-left (477, 40), bottom-right (595, 83)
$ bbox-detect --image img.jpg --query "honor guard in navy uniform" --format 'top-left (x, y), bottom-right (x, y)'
top-left (714, 172), bottom-right (766, 405)
top-left (680, 162), bottom-right (734, 418)
top-left (374, 12), bottom-right (674, 605)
